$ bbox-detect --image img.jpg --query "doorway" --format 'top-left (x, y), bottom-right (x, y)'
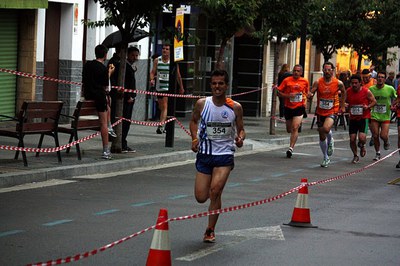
top-left (43, 2), bottom-right (61, 101)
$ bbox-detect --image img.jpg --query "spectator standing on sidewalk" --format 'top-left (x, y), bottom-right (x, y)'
top-left (277, 64), bottom-right (292, 119)
top-left (308, 62), bottom-right (346, 167)
top-left (277, 64), bottom-right (309, 158)
top-left (394, 73), bottom-right (400, 91)
top-left (150, 44), bottom-right (184, 134)
top-left (108, 46), bottom-right (137, 153)
top-left (121, 46), bottom-right (140, 153)
top-left (190, 69), bottom-right (245, 243)
top-left (369, 71), bottom-right (397, 161)
top-left (82, 44), bottom-right (115, 159)
top-left (385, 71), bottom-right (395, 86)
top-left (345, 74), bottom-right (376, 163)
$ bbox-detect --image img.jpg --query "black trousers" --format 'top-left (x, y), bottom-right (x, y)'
top-left (122, 101), bottom-right (134, 149)
top-left (110, 90), bottom-right (135, 149)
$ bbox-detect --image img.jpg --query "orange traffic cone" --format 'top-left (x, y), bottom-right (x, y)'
top-left (284, 178), bottom-right (317, 228)
top-left (146, 209), bottom-right (171, 266)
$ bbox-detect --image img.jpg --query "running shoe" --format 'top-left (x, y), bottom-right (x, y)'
top-left (373, 153), bottom-right (381, 161)
top-left (101, 151), bottom-right (112, 160)
top-left (352, 156), bottom-right (359, 164)
top-left (122, 147), bottom-right (136, 153)
top-left (327, 139), bottom-right (334, 156)
top-left (286, 148), bottom-right (293, 158)
top-left (203, 227), bottom-right (216, 243)
top-left (156, 126), bottom-right (163, 134)
top-left (384, 142), bottom-right (390, 150)
top-left (108, 128), bottom-right (117, 138)
top-left (320, 158), bottom-right (331, 168)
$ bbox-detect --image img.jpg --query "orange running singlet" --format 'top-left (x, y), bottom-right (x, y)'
top-left (316, 77), bottom-right (340, 116)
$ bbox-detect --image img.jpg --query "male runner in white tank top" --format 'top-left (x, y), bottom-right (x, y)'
top-left (190, 69), bottom-right (246, 243)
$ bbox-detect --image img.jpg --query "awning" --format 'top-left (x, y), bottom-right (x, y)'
top-left (0, 0), bottom-right (48, 9)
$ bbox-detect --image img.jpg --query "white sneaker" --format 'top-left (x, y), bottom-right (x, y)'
top-left (373, 153), bottom-right (381, 161)
top-left (102, 151), bottom-right (112, 160)
top-left (108, 128), bottom-right (117, 138)
top-left (321, 158), bottom-right (331, 168)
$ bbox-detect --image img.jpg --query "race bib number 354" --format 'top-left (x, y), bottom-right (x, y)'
top-left (206, 122), bottom-right (232, 139)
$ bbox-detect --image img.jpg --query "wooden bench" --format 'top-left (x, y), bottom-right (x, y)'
top-left (58, 100), bottom-right (100, 160)
top-left (0, 101), bottom-right (64, 166)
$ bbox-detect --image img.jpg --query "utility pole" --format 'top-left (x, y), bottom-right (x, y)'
top-left (165, 2), bottom-right (179, 147)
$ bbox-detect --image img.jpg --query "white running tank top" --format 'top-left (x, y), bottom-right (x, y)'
top-left (198, 97), bottom-right (236, 155)
top-left (156, 56), bottom-right (170, 92)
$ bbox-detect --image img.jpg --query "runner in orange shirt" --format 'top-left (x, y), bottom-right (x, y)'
top-left (308, 62), bottom-right (346, 167)
top-left (277, 65), bottom-right (309, 158)
top-left (362, 69), bottom-right (377, 88)
top-left (361, 68), bottom-right (377, 146)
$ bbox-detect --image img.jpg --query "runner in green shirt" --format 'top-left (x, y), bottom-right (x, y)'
top-left (369, 71), bottom-right (397, 161)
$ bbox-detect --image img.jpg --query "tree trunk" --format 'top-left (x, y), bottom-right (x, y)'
top-left (269, 35), bottom-right (282, 135)
top-left (323, 53), bottom-right (330, 63)
top-left (216, 38), bottom-right (228, 70)
top-left (111, 45), bottom-right (127, 153)
top-left (382, 50), bottom-right (388, 70)
top-left (357, 51), bottom-right (363, 72)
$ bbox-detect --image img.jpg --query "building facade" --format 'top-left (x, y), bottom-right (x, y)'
top-left (1, 2), bottom-right (398, 123)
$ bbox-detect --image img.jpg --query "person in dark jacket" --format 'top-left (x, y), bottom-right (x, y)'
top-left (108, 46), bottom-right (139, 153)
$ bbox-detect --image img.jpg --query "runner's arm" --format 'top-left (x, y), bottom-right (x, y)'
top-left (234, 102), bottom-right (246, 148)
top-left (308, 80), bottom-right (318, 98)
top-left (189, 99), bottom-right (205, 152)
top-left (366, 90), bottom-right (377, 109)
top-left (149, 58), bottom-right (158, 87)
top-left (338, 80), bottom-right (346, 113)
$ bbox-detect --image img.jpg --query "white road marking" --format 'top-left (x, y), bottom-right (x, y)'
top-left (291, 152), bottom-right (316, 156)
top-left (0, 179), bottom-right (76, 193)
top-left (176, 226), bottom-right (284, 262)
top-left (333, 147), bottom-right (348, 151)
top-left (71, 161), bottom-right (195, 180)
top-left (218, 225), bottom-right (285, 240)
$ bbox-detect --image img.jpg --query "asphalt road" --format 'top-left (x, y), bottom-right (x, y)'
top-left (1, 136), bottom-right (400, 266)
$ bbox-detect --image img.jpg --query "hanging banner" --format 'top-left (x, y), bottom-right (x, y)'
top-left (174, 7), bottom-right (184, 62)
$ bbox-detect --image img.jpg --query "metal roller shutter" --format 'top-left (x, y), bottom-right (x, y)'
top-left (0, 10), bottom-right (18, 118)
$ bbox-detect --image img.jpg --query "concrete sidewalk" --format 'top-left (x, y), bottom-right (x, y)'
top-left (0, 115), bottom-right (351, 188)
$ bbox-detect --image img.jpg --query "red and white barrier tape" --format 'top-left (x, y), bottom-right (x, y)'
top-left (0, 68), bottom-right (82, 86)
top-left (121, 117), bottom-right (192, 137)
top-left (0, 68), bottom-right (264, 99)
top-left (0, 117), bottom-right (192, 153)
top-left (308, 148), bottom-right (400, 187)
top-left (27, 183), bottom-right (304, 266)
top-left (27, 149), bottom-right (399, 265)
top-left (0, 119), bottom-right (123, 153)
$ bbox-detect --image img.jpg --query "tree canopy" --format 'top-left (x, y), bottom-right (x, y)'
top-left (196, 0), bottom-right (261, 69)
